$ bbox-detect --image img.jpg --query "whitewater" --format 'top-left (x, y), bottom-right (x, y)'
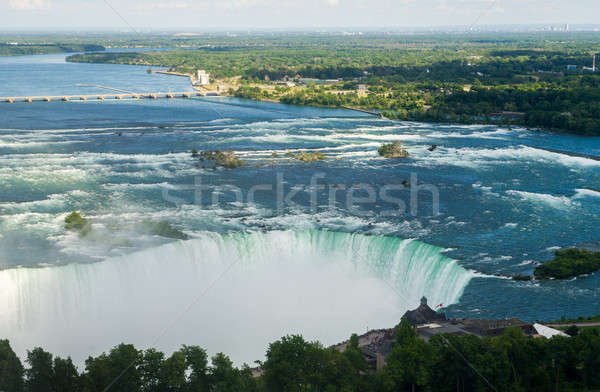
top-left (0, 231), bottom-right (472, 364)
top-left (1, 52), bottom-right (599, 364)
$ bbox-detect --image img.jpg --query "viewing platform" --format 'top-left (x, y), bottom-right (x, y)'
top-left (0, 91), bottom-right (208, 104)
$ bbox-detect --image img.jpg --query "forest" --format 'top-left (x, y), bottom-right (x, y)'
top-left (1, 318), bottom-right (599, 392)
top-left (65, 32), bottom-right (600, 135)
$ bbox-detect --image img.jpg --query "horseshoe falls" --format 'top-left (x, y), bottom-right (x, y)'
top-left (1, 52), bottom-right (600, 366)
top-left (0, 231), bottom-right (473, 364)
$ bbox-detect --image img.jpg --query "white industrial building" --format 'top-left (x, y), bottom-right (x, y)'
top-left (196, 70), bottom-right (210, 85)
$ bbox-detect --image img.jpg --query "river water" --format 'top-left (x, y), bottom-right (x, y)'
top-left (0, 53), bottom-right (599, 364)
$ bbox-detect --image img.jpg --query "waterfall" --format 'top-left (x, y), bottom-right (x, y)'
top-left (0, 230), bottom-right (474, 365)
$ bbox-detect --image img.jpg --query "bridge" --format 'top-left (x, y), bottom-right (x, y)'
top-left (0, 91), bottom-right (209, 104)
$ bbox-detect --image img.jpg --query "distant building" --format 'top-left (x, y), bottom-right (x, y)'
top-left (196, 70), bottom-right (210, 85)
top-left (328, 296), bottom-right (570, 373)
top-left (402, 296), bottom-right (446, 325)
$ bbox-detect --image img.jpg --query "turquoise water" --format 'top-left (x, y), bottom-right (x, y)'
top-left (0, 53), bottom-right (599, 362)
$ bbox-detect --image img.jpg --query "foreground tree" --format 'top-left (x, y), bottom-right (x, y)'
top-left (83, 343), bottom-right (141, 392)
top-left (139, 349), bottom-right (164, 392)
top-left (158, 351), bottom-right (187, 391)
top-left (25, 347), bottom-right (54, 392)
top-left (0, 340), bottom-right (25, 392)
top-left (382, 318), bottom-right (434, 392)
top-left (52, 356), bottom-right (80, 392)
top-left (180, 345), bottom-right (209, 391)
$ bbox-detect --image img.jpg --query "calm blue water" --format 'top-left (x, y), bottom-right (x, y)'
top-left (1, 53), bottom-right (599, 355)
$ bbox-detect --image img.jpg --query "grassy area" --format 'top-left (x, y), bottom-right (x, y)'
top-left (551, 314), bottom-right (600, 324)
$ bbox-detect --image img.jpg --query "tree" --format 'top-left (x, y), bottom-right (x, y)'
top-left (25, 348), bottom-right (54, 392)
top-left (0, 340), bottom-right (25, 392)
top-left (158, 351), bottom-right (187, 391)
top-left (565, 325), bottom-right (579, 337)
top-left (383, 325), bottom-right (434, 392)
top-left (180, 345), bottom-right (208, 391)
top-left (83, 353), bottom-right (111, 392)
top-left (343, 334), bottom-right (367, 372)
top-left (83, 344), bottom-right (141, 392)
top-left (210, 353), bottom-right (243, 392)
top-left (139, 349), bottom-right (164, 392)
top-left (580, 330), bottom-right (600, 388)
top-left (263, 335), bottom-right (318, 392)
top-left (52, 357), bottom-right (80, 392)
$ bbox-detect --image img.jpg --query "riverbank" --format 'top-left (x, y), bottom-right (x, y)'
top-left (0, 43), bottom-right (105, 57)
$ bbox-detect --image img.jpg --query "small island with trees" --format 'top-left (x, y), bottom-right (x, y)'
top-left (534, 248), bottom-right (600, 280)
top-left (378, 141), bottom-right (409, 158)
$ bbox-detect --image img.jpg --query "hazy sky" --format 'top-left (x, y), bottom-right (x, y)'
top-left (1, 0), bottom-right (599, 30)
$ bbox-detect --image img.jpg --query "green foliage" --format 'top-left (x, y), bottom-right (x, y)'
top-left (263, 334), bottom-right (366, 392)
top-left (65, 32), bottom-right (600, 135)
top-left (52, 357), bottom-right (80, 392)
top-left (25, 348), bottom-right (54, 392)
top-left (1, 322), bottom-right (600, 392)
top-left (293, 151), bottom-right (326, 162)
top-left (378, 141), bottom-right (409, 158)
top-left (64, 211), bottom-right (92, 237)
top-left (159, 351), bottom-right (187, 390)
top-left (534, 248), bottom-right (600, 279)
top-left (137, 221), bottom-right (188, 240)
top-left (565, 325), bottom-right (580, 336)
top-left (181, 345), bottom-right (209, 390)
top-left (195, 150), bottom-right (244, 168)
top-left (139, 349), bottom-right (163, 392)
top-left (216, 151), bottom-right (244, 168)
top-left (0, 339), bottom-right (24, 392)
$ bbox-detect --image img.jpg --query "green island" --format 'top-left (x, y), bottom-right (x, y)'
top-left (292, 151), bottom-right (326, 162)
top-left (534, 248), bottom-right (600, 280)
top-left (64, 211), bottom-right (92, 237)
top-left (193, 150), bottom-right (244, 169)
top-left (378, 141), bottom-right (409, 158)
top-left (2, 315), bottom-right (600, 392)
top-left (65, 32), bottom-right (600, 136)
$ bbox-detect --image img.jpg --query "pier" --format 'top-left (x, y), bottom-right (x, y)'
top-left (0, 91), bottom-right (208, 104)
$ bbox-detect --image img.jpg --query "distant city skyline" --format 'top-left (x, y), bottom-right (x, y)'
top-left (1, 0), bottom-right (599, 30)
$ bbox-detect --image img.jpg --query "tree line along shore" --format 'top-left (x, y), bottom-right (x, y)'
top-left (1, 315), bottom-right (599, 392)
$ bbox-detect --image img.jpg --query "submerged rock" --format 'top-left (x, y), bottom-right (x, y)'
top-left (195, 150), bottom-right (243, 169)
top-left (511, 274), bottom-right (533, 281)
top-left (137, 221), bottom-right (188, 240)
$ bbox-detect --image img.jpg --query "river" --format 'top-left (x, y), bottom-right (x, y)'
top-left (0, 52), bottom-right (599, 365)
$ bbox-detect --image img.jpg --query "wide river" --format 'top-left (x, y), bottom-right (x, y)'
top-left (0, 53), bottom-right (599, 365)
